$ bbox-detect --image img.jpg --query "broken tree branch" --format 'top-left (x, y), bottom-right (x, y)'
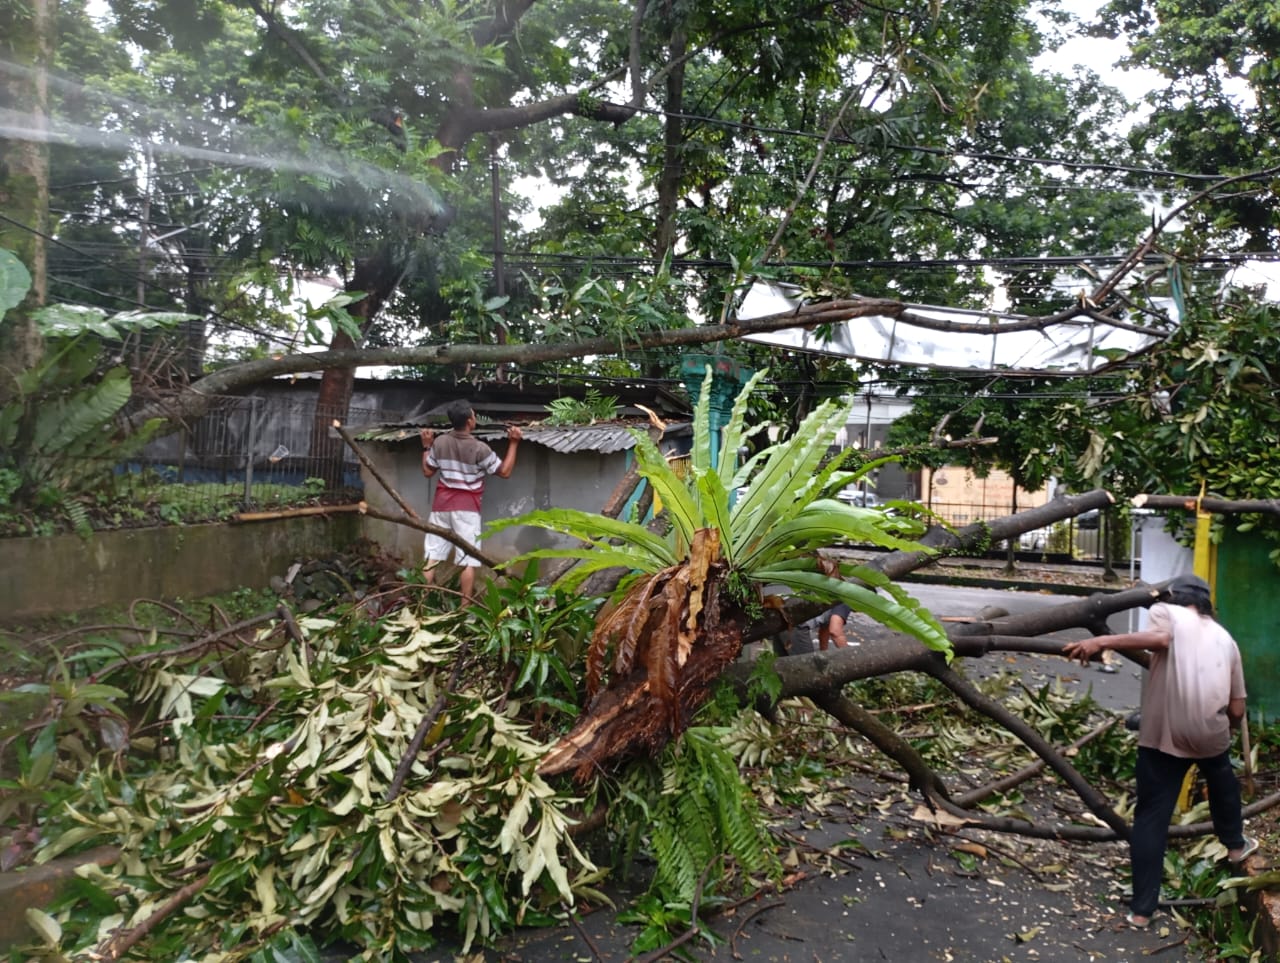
top-left (921, 660), bottom-right (1129, 837)
top-left (386, 639), bottom-right (471, 803)
top-left (357, 502), bottom-right (500, 571)
top-left (1132, 493), bottom-right (1280, 517)
top-left (98, 872), bottom-right (211, 960)
top-left (334, 421), bottom-right (421, 521)
top-left (232, 503), bottom-right (363, 523)
top-left (812, 689), bottom-right (951, 800)
top-left (953, 717), bottom-right (1120, 809)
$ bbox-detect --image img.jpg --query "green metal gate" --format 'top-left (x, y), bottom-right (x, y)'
top-left (1215, 528), bottom-right (1280, 723)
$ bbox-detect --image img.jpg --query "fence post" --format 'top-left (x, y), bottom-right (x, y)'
top-left (242, 396), bottom-right (260, 510)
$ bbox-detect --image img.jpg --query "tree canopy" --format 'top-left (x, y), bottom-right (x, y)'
top-left (2, 0), bottom-right (1279, 519)
top-left (12, 2), bottom-right (1151, 369)
top-left (10, 5), bottom-right (1280, 957)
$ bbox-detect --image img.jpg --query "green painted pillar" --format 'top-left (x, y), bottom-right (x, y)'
top-left (681, 354), bottom-right (751, 471)
top-left (1215, 528), bottom-right (1280, 722)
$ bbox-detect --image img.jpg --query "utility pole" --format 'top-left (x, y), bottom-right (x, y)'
top-left (861, 390), bottom-right (873, 498)
top-left (489, 135), bottom-right (507, 381)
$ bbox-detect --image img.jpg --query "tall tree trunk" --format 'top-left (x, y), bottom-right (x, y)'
top-left (0, 0), bottom-right (53, 403)
top-left (653, 29), bottom-right (686, 259)
top-left (310, 247), bottom-right (403, 486)
top-left (178, 245), bottom-right (212, 383)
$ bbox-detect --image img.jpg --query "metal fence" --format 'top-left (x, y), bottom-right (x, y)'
top-left (105, 395), bottom-right (384, 520)
top-left (921, 500), bottom-right (1137, 563)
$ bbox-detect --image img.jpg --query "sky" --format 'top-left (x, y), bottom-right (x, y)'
top-left (1041, 0), bottom-right (1164, 102)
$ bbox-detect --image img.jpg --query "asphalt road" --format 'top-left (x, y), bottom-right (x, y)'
top-left (477, 582), bottom-right (1200, 963)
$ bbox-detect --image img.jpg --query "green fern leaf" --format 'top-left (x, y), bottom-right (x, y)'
top-left (755, 566), bottom-right (951, 656)
top-left (628, 429), bottom-right (701, 547)
top-left (717, 368), bottom-right (769, 486)
top-left (492, 507), bottom-right (677, 570)
top-left (32, 367), bottom-right (132, 456)
top-left (65, 500), bottom-right (92, 538)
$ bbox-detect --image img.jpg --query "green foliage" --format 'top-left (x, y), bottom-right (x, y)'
top-left (496, 368), bottom-right (951, 658)
top-left (0, 650), bottom-right (130, 829)
top-left (616, 727), bottom-right (779, 954)
top-left (1071, 292), bottom-right (1280, 560)
top-left (23, 609), bottom-right (600, 961)
top-left (881, 278), bottom-right (1280, 566)
top-left (0, 474), bottom-right (348, 539)
top-left (1155, 842), bottom-right (1257, 960)
top-left (0, 246), bottom-right (34, 313)
top-left (541, 389), bottom-right (620, 426)
top-left (1099, 0), bottom-right (1280, 248)
top-left (0, 250), bottom-right (187, 517)
top-left (24, 0), bottom-right (1151, 395)
top-left (651, 728), bottom-right (778, 899)
top-left (468, 564), bottom-right (601, 717)
top-left (882, 369), bottom-right (1091, 493)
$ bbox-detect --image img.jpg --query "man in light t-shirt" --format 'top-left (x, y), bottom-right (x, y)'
top-left (1062, 574), bottom-right (1253, 929)
top-left (419, 400), bottom-right (522, 605)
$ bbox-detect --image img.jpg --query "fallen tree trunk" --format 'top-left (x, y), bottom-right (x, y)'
top-left (721, 573), bottom-right (1176, 842)
top-left (541, 489), bottom-right (1128, 780)
top-left (531, 485), bottom-right (1278, 843)
top-left (744, 488), bottom-right (1120, 642)
top-left (1133, 493), bottom-right (1280, 516)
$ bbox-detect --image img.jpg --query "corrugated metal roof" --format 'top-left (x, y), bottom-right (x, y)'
top-left (355, 419), bottom-right (691, 454)
top-left (499, 425), bottom-right (634, 454)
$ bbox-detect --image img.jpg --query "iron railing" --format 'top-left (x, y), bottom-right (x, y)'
top-left (106, 395), bottom-right (387, 520)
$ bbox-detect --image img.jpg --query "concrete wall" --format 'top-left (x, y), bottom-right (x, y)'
top-left (361, 439), bottom-right (630, 567)
top-left (0, 515), bottom-right (362, 621)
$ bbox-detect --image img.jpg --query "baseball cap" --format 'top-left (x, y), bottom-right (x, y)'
top-left (1165, 573), bottom-right (1211, 597)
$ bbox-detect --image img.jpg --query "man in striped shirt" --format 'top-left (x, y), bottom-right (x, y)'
top-left (420, 400), bottom-right (522, 605)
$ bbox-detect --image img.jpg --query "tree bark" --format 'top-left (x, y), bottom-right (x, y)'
top-left (0, 0), bottom-right (53, 403)
top-left (1132, 493), bottom-right (1280, 517)
top-left (732, 488), bottom-right (1121, 643)
top-left (920, 659), bottom-right (1129, 836)
top-left (124, 294), bottom-right (1053, 432)
top-left (311, 246), bottom-right (405, 487)
top-left (812, 690), bottom-right (950, 800)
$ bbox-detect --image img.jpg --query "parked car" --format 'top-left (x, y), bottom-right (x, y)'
top-left (1018, 526), bottom-right (1051, 550)
top-left (1075, 509), bottom-right (1100, 529)
top-left (837, 487), bottom-right (881, 508)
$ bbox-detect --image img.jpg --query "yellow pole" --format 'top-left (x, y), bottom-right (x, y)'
top-left (1192, 480), bottom-right (1216, 589)
top-left (1178, 482), bottom-right (1217, 813)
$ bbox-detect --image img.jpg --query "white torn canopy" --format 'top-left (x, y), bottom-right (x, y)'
top-left (736, 281), bottom-right (1176, 373)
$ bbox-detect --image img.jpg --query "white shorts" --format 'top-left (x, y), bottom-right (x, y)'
top-left (423, 511), bottom-right (483, 567)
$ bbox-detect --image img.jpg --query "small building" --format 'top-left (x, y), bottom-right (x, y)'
top-left (354, 396), bottom-right (692, 569)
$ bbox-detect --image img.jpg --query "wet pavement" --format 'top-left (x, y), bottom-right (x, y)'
top-left (476, 573), bottom-right (1208, 963)
top-left (490, 773), bottom-right (1200, 963)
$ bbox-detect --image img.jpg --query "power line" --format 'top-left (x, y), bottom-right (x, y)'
top-left (50, 165), bottom-right (220, 191)
top-left (500, 248), bottom-right (1280, 273)
top-left (0, 212), bottom-right (287, 342)
top-left (619, 102), bottom-right (1230, 184)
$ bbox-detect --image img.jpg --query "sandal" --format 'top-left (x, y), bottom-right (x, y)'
top-left (1229, 836), bottom-right (1259, 864)
top-left (1126, 912), bottom-right (1151, 929)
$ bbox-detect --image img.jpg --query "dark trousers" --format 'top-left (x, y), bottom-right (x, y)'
top-left (1130, 745), bottom-right (1245, 917)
